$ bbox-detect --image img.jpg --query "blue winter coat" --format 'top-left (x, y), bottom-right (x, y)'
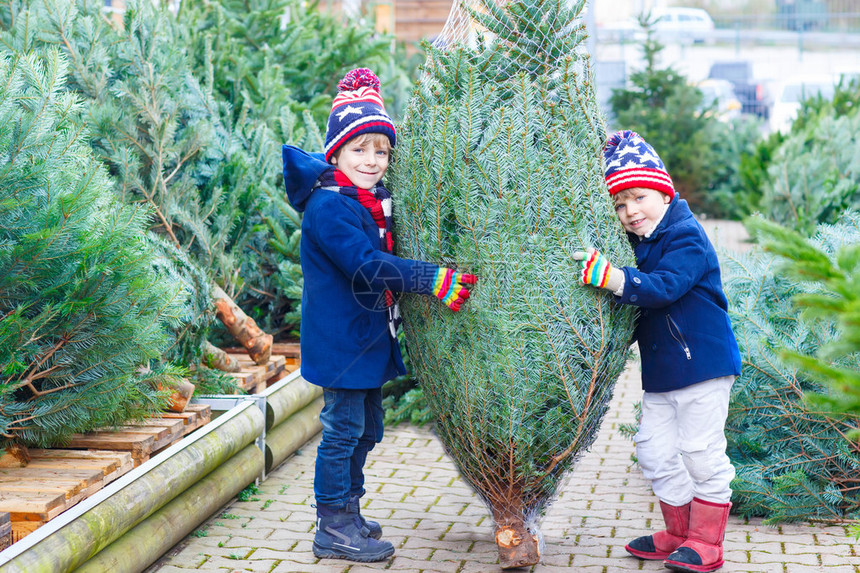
top-left (282, 145), bottom-right (442, 389)
top-left (616, 197), bottom-right (742, 393)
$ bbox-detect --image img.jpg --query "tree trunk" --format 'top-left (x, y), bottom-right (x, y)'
top-left (211, 286), bottom-right (272, 365)
top-left (201, 340), bottom-right (242, 372)
top-left (158, 378), bottom-right (195, 413)
top-left (495, 520), bottom-right (541, 569)
top-left (0, 443), bottom-right (30, 468)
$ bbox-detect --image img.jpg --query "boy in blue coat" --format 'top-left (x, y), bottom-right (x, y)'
top-left (574, 130), bottom-right (741, 573)
top-left (282, 68), bottom-right (476, 563)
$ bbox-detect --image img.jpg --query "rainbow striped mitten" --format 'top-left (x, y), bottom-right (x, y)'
top-left (432, 268), bottom-right (477, 312)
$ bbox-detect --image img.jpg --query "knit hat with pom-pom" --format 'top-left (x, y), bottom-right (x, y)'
top-left (324, 68), bottom-right (397, 162)
top-left (602, 130), bottom-right (675, 200)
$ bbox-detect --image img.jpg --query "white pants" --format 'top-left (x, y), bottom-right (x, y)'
top-left (634, 376), bottom-right (736, 506)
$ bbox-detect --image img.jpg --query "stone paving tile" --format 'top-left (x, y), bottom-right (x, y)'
top-left (147, 361), bottom-right (859, 573)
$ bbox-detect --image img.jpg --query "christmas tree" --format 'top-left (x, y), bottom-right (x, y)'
top-left (0, 48), bottom-right (187, 448)
top-left (1, 0), bottom-right (274, 368)
top-left (721, 213), bottom-right (860, 523)
top-left (391, 0), bottom-right (635, 567)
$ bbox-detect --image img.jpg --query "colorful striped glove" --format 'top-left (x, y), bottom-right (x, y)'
top-left (432, 268), bottom-right (477, 312)
top-left (573, 248), bottom-right (624, 294)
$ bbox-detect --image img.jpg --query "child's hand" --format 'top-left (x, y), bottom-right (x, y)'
top-left (573, 248), bottom-right (624, 293)
top-left (432, 268), bottom-right (477, 312)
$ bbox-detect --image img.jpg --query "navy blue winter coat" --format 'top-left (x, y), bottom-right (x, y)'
top-left (616, 197), bottom-right (741, 393)
top-left (282, 145), bottom-right (441, 390)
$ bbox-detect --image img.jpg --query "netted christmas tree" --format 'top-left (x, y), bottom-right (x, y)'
top-left (721, 213), bottom-right (860, 523)
top-left (390, 0), bottom-right (636, 567)
top-left (0, 48), bottom-right (187, 448)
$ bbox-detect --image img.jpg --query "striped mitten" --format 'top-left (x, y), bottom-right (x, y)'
top-left (432, 268), bottom-right (477, 312)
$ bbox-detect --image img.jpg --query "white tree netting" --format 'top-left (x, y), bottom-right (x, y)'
top-left (391, 0), bottom-right (636, 568)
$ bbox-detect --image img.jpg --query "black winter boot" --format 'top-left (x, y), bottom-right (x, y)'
top-left (313, 505), bottom-right (394, 562)
top-left (347, 494), bottom-right (382, 540)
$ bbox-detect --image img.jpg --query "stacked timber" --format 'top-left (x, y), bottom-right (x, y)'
top-left (0, 449), bottom-right (134, 542)
top-left (61, 404), bottom-right (211, 466)
top-left (220, 342), bottom-right (299, 392)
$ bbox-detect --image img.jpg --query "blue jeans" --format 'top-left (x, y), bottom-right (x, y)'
top-left (314, 388), bottom-right (384, 508)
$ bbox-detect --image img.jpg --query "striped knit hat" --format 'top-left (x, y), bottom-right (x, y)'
top-left (324, 68), bottom-right (396, 162)
top-left (602, 130), bottom-right (675, 200)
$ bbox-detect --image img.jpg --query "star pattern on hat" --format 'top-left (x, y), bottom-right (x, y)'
top-left (614, 139), bottom-right (663, 169)
top-left (336, 105), bottom-right (362, 121)
top-left (602, 129), bottom-right (675, 199)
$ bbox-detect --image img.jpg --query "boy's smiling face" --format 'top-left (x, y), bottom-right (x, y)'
top-left (331, 135), bottom-right (390, 189)
top-left (613, 187), bottom-right (672, 236)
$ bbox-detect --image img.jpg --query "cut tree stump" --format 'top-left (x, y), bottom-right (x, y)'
top-left (0, 444), bottom-right (31, 468)
top-left (212, 286), bottom-right (273, 365)
top-left (496, 521), bottom-right (541, 569)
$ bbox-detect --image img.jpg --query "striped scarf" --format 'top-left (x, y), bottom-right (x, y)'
top-left (315, 167), bottom-right (401, 338)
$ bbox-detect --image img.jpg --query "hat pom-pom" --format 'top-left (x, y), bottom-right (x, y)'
top-left (337, 68), bottom-right (381, 93)
top-left (604, 129), bottom-right (635, 153)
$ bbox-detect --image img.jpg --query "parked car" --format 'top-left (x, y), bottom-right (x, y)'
top-left (651, 7), bottom-right (715, 44)
top-left (707, 60), bottom-right (772, 119)
top-left (599, 7), bottom-right (714, 44)
top-left (769, 76), bottom-right (836, 134)
top-left (695, 79), bottom-right (742, 122)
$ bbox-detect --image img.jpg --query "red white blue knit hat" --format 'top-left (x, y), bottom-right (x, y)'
top-left (602, 130), bottom-right (675, 200)
top-left (324, 68), bottom-right (396, 162)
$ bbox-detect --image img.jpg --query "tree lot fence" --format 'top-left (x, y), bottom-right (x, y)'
top-left (715, 10), bottom-right (860, 33)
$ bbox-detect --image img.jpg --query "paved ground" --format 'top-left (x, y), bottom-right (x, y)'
top-left (148, 221), bottom-right (860, 572)
top-left (148, 360), bottom-right (859, 573)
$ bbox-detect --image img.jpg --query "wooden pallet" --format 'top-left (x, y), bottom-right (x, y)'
top-left (0, 449), bottom-right (134, 542)
top-left (221, 342), bottom-right (300, 358)
top-left (60, 403), bottom-right (211, 467)
top-left (223, 353), bottom-right (286, 394)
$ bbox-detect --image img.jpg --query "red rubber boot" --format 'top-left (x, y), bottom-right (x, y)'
top-left (624, 500), bottom-right (690, 560)
top-left (664, 498), bottom-right (731, 572)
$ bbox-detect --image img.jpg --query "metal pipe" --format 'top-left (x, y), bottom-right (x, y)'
top-left (265, 396), bottom-right (324, 473)
top-left (75, 443), bottom-right (264, 573)
top-left (262, 373), bottom-right (322, 431)
top-left (0, 402), bottom-right (264, 573)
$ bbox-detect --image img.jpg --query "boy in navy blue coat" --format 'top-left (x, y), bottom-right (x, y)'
top-left (574, 130), bottom-right (741, 573)
top-left (282, 69), bottom-right (476, 563)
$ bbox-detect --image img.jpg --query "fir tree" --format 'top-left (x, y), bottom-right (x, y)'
top-left (0, 48), bottom-right (186, 447)
top-left (1, 0), bottom-right (275, 372)
top-left (744, 214), bottom-right (860, 437)
top-left (391, 0), bottom-right (635, 566)
top-left (721, 213), bottom-right (860, 523)
top-left (760, 111), bottom-right (860, 235)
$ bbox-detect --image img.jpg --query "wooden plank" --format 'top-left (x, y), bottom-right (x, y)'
top-left (0, 468), bottom-right (103, 488)
top-left (12, 520), bottom-right (42, 543)
top-left (160, 403), bottom-right (210, 434)
top-left (0, 491), bottom-right (68, 518)
top-left (63, 432), bottom-right (155, 452)
top-left (221, 342), bottom-right (300, 357)
top-left (0, 512), bottom-right (10, 551)
top-left (227, 353), bottom-right (285, 375)
top-left (0, 448), bottom-right (135, 542)
top-left (27, 449), bottom-right (133, 462)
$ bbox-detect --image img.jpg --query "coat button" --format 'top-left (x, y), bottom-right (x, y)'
top-left (630, 294), bottom-right (638, 302)
top-left (651, 344), bottom-right (657, 351)
top-left (633, 277), bottom-right (642, 285)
